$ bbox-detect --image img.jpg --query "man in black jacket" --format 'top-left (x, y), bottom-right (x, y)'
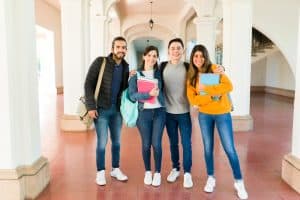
top-left (84, 36), bottom-right (129, 186)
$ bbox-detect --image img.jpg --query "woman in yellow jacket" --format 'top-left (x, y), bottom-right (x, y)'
top-left (186, 44), bottom-right (248, 200)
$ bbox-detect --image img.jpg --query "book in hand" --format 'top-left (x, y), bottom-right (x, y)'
top-left (199, 73), bottom-right (220, 96)
top-left (137, 77), bottom-right (158, 104)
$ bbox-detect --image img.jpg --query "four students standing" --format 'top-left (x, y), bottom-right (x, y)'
top-left (84, 36), bottom-right (248, 199)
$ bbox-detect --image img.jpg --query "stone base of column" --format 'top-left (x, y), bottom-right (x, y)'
top-left (282, 154), bottom-right (300, 193)
top-left (0, 156), bottom-right (50, 200)
top-left (56, 86), bottom-right (64, 94)
top-left (61, 114), bottom-right (94, 132)
top-left (232, 115), bottom-right (253, 131)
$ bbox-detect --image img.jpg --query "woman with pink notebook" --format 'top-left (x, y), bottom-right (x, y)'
top-left (128, 45), bottom-right (166, 187)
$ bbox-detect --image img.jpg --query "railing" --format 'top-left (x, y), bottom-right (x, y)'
top-left (214, 28), bottom-right (274, 63)
top-left (252, 28), bottom-right (274, 56)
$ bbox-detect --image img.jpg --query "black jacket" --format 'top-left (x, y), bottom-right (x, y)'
top-left (84, 53), bottom-right (129, 111)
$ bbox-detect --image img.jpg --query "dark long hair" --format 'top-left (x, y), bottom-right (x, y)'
top-left (187, 44), bottom-right (213, 87)
top-left (139, 45), bottom-right (159, 71)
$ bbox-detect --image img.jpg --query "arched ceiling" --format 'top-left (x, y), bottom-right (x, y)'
top-left (44, 0), bottom-right (189, 15)
top-left (42, 0), bottom-right (223, 57)
top-left (116, 0), bottom-right (187, 18)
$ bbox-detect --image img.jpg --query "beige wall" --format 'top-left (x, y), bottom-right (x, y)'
top-left (35, 0), bottom-right (63, 89)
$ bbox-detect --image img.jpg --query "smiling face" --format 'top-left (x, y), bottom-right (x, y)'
top-left (168, 41), bottom-right (184, 63)
top-left (143, 50), bottom-right (158, 70)
top-left (193, 50), bottom-right (205, 70)
top-left (111, 40), bottom-right (127, 61)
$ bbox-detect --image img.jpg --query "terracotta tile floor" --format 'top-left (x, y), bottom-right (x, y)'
top-left (37, 93), bottom-right (300, 200)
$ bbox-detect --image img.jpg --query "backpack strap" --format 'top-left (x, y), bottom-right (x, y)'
top-left (183, 62), bottom-right (189, 71)
top-left (136, 71), bottom-right (140, 79)
top-left (160, 61), bottom-right (189, 72)
top-left (159, 61), bottom-right (168, 72)
top-left (159, 61), bottom-right (168, 90)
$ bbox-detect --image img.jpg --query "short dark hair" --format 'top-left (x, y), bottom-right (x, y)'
top-left (168, 38), bottom-right (184, 49)
top-left (111, 36), bottom-right (127, 48)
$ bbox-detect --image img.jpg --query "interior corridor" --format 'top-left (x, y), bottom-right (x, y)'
top-left (36, 93), bottom-right (299, 200)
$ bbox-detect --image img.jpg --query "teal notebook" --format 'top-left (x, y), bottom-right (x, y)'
top-left (199, 73), bottom-right (234, 109)
top-left (199, 73), bottom-right (220, 96)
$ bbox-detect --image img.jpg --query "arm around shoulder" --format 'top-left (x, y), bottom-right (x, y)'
top-left (186, 82), bottom-right (213, 107)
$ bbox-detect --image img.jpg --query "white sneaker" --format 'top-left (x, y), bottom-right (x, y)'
top-left (167, 168), bottom-right (180, 182)
top-left (234, 180), bottom-right (248, 200)
top-left (144, 171), bottom-right (152, 185)
top-left (183, 173), bottom-right (193, 188)
top-left (96, 170), bottom-right (106, 186)
top-left (152, 172), bottom-right (161, 187)
top-left (110, 168), bottom-right (128, 181)
top-left (204, 176), bottom-right (216, 193)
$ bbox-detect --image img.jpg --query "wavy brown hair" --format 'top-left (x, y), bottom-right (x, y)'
top-left (187, 44), bottom-right (213, 87)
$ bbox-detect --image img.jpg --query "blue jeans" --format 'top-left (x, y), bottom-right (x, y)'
top-left (94, 104), bottom-right (122, 171)
top-left (136, 107), bottom-right (166, 172)
top-left (166, 112), bottom-right (192, 173)
top-left (198, 112), bottom-right (242, 180)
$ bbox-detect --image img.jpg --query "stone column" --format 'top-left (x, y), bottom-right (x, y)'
top-left (193, 16), bottom-right (217, 62)
top-left (0, 0), bottom-right (49, 199)
top-left (222, 0), bottom-right (253, 131)
top-left (90, 15), bottom-right (107, 60)
top-left (282, 8), bottom-right (300, 194)
top-left (89, 0), bottom-right (110, 63)
top-left (60, 0), bottom-right (91, 131)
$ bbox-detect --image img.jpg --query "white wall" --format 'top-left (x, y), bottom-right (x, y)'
top-left (159, 42), bottom-right (168, 62)
top-left (251, 58), bottom-right (267, 86)
top-left (266, 52), bottom-right (295, 90)
top-left (253, 0), bottom-right (300, 75)
top-left (127, 42), bottom-right (138, 70)
top-left (185, 16), bottom-right (197, 61)
top-left (35, 0), bottom-right (63, 89)
top-left (251, 52), bottom-right (295, 90)
top-left (185, 16), bottom-right (196, 43)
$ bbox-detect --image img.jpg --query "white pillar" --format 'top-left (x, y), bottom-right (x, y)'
top-left (90, 0), bottom-right (108, 61)
top-left (60, 0), bottom-right (90, 131)
top-left (90, 14), bottom-right (109, 61)
top-left (222, 0), bottom-right (253, 131)
top-left (193, 16), bottom-right (217, 62)
top-left (0, 0), bottom-right (49, 199)
top-left (292, 11), bottom-right (300, 156)
top-left (291, 80), bottom-right (300, 153)
top-left (282, 9), bottom-right (300, 194)
top-left (292, 74), bottom-right (300, 156)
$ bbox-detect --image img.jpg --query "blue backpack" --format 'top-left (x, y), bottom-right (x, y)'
top-left (120, 76), bottom-right (139, 127)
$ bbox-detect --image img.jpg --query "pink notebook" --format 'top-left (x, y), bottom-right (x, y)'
top-left (137, 78), bottom-right (158, 104)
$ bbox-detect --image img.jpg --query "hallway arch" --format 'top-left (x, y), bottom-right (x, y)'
top-left (251, 27), bottom-right (296, 96)
top-left (252, 25), bottom-right (296, 80)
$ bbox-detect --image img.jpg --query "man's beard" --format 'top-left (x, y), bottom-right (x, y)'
top-left (113, 52), bottom-right (125, 60)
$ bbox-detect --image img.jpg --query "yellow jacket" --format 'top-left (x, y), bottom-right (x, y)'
top-left (186, 67), bottom-right (233, 114)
